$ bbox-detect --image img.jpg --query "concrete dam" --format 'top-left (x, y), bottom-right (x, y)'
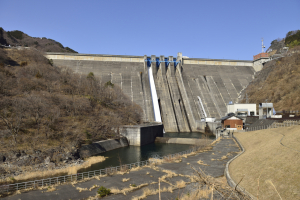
top-left (45, 52), bottom-right (257, 132)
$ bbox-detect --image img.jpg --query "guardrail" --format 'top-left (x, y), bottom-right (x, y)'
top-left (245, 120), bottom-right (299, 132)
top-left (0, 146), bottom-right (199, 194)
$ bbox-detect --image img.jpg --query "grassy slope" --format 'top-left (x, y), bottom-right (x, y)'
top-left (230, 126), bottom-right (300, 199)
top-left (241, 47), bottom-right (300, 112)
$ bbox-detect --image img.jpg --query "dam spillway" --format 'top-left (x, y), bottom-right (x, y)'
top-left (45, 52), bottom-right (256, 132)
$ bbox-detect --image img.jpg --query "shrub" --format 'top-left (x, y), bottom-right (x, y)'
top-left (105, 81), bottom-right (114, 88)
top-left (35, 71), bottom-right (43, 78)
top-left (286, 40), bottom-right (300, 48)
top-left (56, 41), bottom-right (64, 48)
top-left (97, 186), bottom-right (111, 197)
top-left (7, 30), bottom-right (24, 40)
top-left (87, 72), bottom-right (95, 79)
top-left (48, 59), bottom-right (53, 66)
top-left (65, 47), bottom-right (78, 53)
top-left (20, 61), bottom-right (27, 67)
top-left (34, 41), bottom-right (39, 46)
top-left (85, 130), bottom-right (91, 139)
top-left (285, 30), bottom-right (300, 46)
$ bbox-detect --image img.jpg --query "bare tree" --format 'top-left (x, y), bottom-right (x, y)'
top-left (26, 94), bottom-right (49, 143)
top-left (0, 98), bottom-right (28, 144)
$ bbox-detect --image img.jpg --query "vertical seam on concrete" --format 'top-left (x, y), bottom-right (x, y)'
top-left (165, 70), bottom-right (180, 132)
top-left (175, 67), bottom-right (194, 131)
top-left (206, 77), bottom-right (222, 118)
top-left (195, 78), bottom-right (211, 117)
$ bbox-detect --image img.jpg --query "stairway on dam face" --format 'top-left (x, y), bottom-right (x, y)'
top-left (49, 54), bottom-right (255, 133)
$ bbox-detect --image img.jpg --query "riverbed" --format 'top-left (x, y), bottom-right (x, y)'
top-left (78, 132), bottom-right (213, 173)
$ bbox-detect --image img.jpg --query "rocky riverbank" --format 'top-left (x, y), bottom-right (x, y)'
top-left (0, 147), bottom-right (106, 184)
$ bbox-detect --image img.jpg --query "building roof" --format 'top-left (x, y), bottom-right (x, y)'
top-left (221, 115), bottom-right (243, 122)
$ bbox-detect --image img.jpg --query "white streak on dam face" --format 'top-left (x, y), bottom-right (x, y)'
top-left (148, 65), bottom-right (162, 122)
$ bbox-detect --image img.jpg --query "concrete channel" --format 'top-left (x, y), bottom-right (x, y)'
top-left (3, 138), bottom-right (241, 200)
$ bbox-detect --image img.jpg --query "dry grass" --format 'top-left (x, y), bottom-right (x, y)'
top-left (129, 166), bottom-right (144, 172)
top-left (197, 160), bottom-right (209, 166)
top-left (175, 180), bottom-right (187, 188)
top-left (179, 186), bottom-right (212, 200)
top-left (45, 186), bottom-right (56, 192)
top-left (186, 166), bottom-right (250, 200)
top-left (109, 183), bottom-right (149, 195)
top-left (75, 184), bottom-right (99, 192)
top-left (0, 156), bottom-right (106, 184)
top-left (76, 187), bottom-right (88, 192)
top-left (132, 187), bottom-right (158, 200)
top-left (88, 184), bottom-right (99, 191)
top-left (132, 185), bottom-right (175, 200)
top-left (148, 141), bottom-right (215, 166)
top-left (231, 126), bottom-right (300, 199)
top-left (161, 170), bottom-right (178, 180)
top-left (122, 178), bottom-right (130, 182)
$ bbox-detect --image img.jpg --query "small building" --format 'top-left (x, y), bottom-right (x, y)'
top-left (227, 103), bottom-right (256, 117)
top-left (259, 103), bottom-right (274, 119)
top-left (221, 114), bottom-right (243, 130)
top-left (253, 53), bottom-right (270, 71)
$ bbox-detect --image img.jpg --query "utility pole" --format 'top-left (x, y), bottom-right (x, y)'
top-left (265, 99), bottom-right (268, 118)
top-left (262, 38), bottom-right (266, 53)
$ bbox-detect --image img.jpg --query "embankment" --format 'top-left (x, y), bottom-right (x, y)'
top-left (155, 137), bottom-right (213, 146)
top-left (79, 137), bottom-right (129, 158)
top-left (229, 125), bottom-right (300, 200)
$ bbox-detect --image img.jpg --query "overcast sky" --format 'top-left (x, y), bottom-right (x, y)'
top-left (1, 0), bottom-right (299, 60)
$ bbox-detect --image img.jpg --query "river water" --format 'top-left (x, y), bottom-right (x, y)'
top-left (78, 132), bottom-right (213, 173)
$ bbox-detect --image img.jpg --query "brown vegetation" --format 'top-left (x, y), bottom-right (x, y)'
top-left (0, 47), bottom-right (143, 153)
top-left (241, 50), bottom-right (300, 111)
top-left (230, 126), bottom-right (300, 199)
top-left (0, 27), bottom-right (77, 53)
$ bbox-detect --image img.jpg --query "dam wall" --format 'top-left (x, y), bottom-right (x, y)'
top-left (45, 52), bottom-right (255, 133)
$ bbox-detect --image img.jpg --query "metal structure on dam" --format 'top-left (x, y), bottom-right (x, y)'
top-left (45, 52), bottom-right (257, 132)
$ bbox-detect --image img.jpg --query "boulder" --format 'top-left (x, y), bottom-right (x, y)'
top-left (0, 167), bottom-right (6, 175)
top-left (48, 162), bottom-right (55, 169)
top-left (44, 156), bottom-right (50, 165)
top-left (0, 155), bottom-right (6, 163)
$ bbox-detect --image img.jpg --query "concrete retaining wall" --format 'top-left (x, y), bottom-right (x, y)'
top-left (224, 135), bottom-right (256, 199)
top-left (196, 121), bottom-right (206, 132)
top-left (120, 123), bottom-right (163, 146)
top-left (155, 137), bottom-right (213, 145)
top-left (207, 122), bottom-right (221, 135)
top-left (79, 137), bottom-right (128, 159)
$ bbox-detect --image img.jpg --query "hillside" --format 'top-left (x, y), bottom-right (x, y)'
top-left (230, 126), bottom-right (300, 199)
top-left (241, 46), bottom-right (300, 112)
top-left (0, 27), bottom-right (77, 53)
top-left (0, 47), bottom-right (142, 174)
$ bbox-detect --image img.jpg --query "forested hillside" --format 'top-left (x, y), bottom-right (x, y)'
top-left (241, 46), bottom-right (300, 111)
top-left (0, 27), bottom-right (77, 53)
top-left (0, 47), bottom-right (142, 153)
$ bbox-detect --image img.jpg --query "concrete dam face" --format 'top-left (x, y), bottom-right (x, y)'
top-left (45, 53), bottom-right (256, 132)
